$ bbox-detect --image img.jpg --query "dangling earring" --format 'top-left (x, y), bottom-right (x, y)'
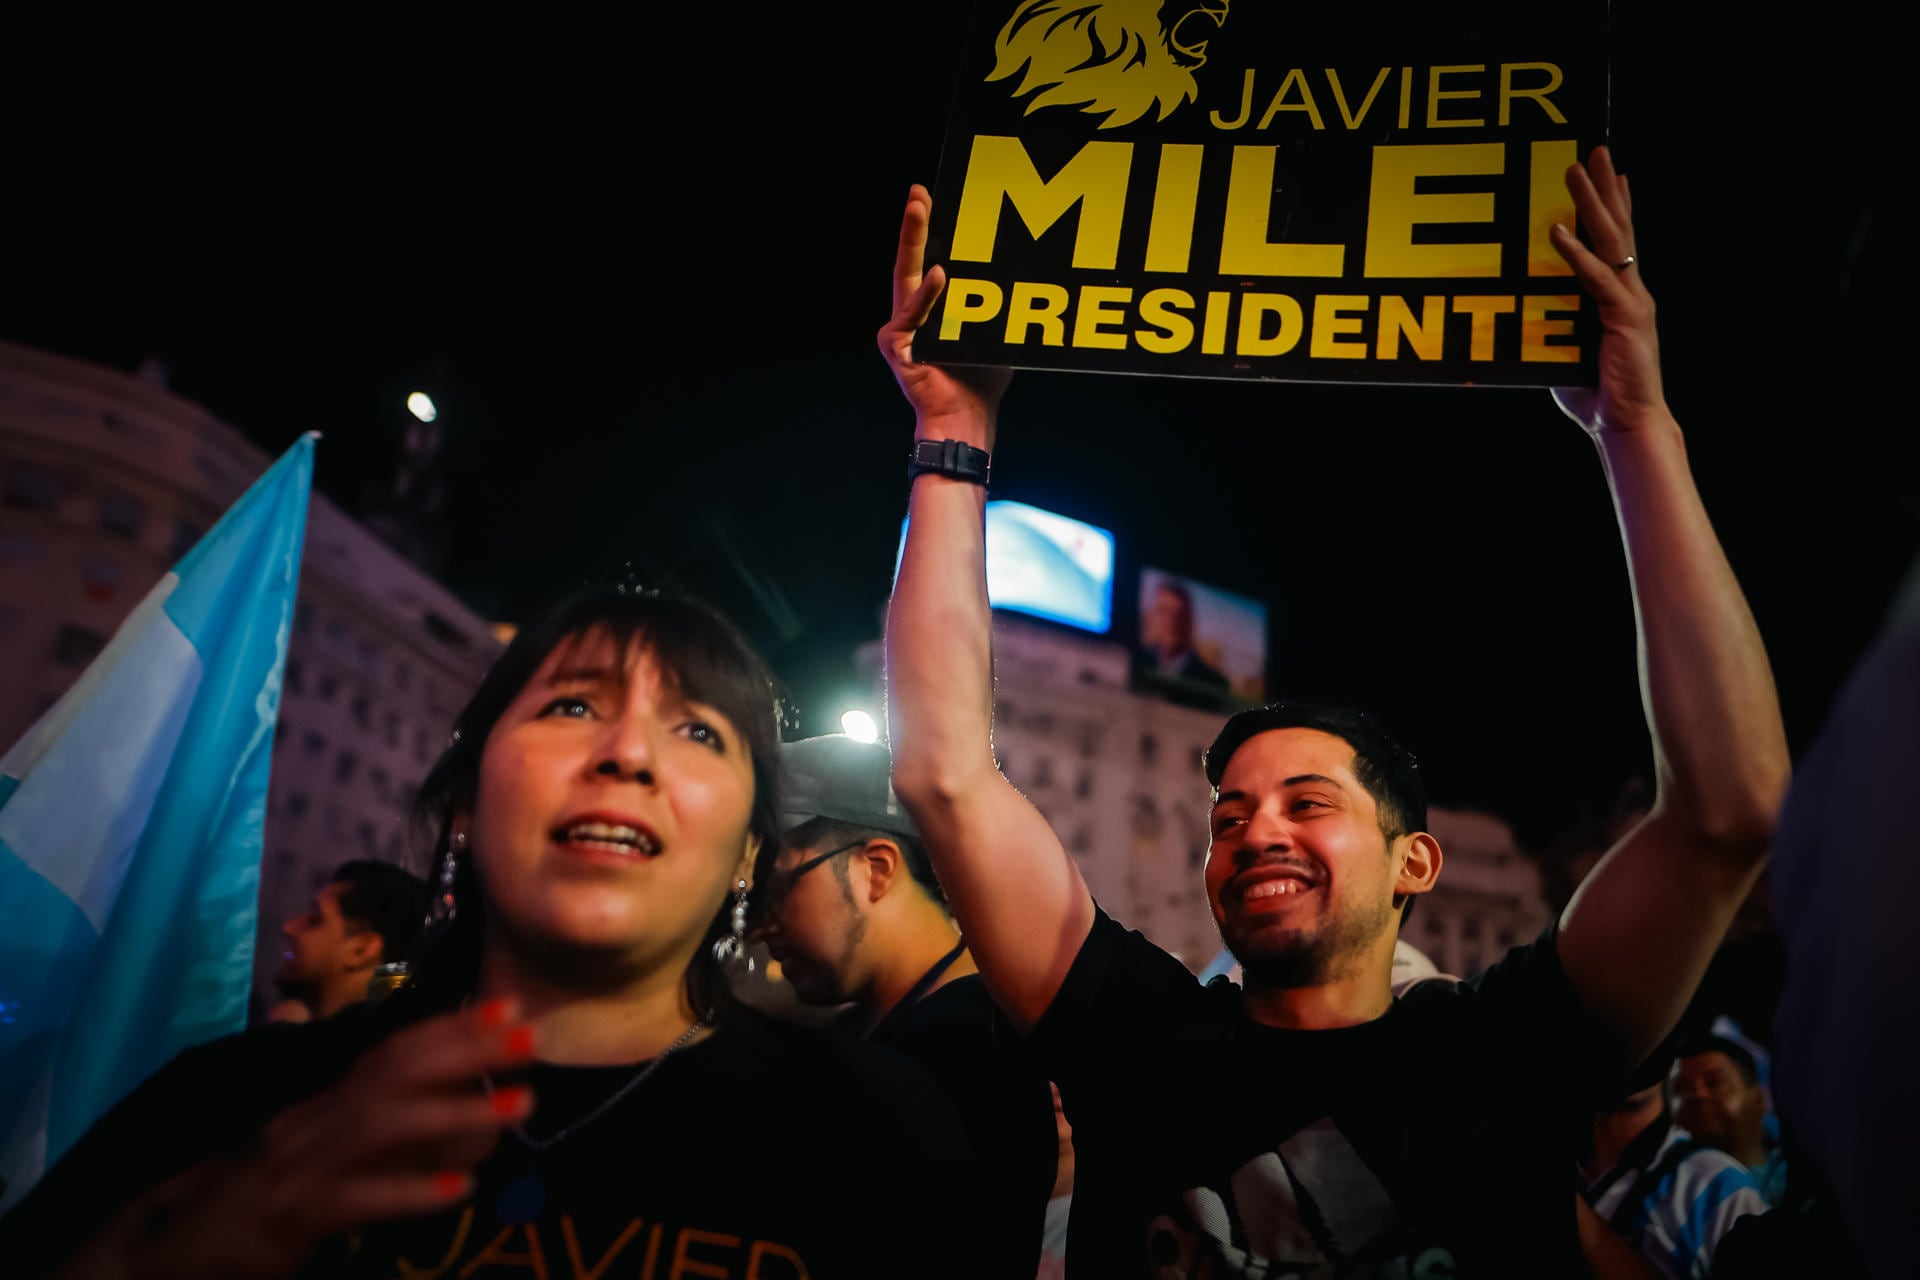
top-left (711, 879), bottom-right (752, 971)
top-left (427, 831), bottom-right (464, 934)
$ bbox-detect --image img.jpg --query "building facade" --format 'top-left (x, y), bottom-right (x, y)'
top-left (0, 341), bottom-right (500, 1005)
top-left (862, 615), bottom-right (1549, 978)
top-left (1409, 808), bottom-right (1552, 978)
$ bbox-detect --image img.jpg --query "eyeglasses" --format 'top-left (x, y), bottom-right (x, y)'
top-left (752, 839), bottom-right (864, 921)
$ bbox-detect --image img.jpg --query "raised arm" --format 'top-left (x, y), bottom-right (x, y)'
top-left (880, 185), bottom-right (1095, 1030)
top-left (1549, 149), bottom-right (1790, 1066)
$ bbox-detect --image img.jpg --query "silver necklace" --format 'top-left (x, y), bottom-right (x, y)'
top-left (482, 1018), bottom-right (708, 1153)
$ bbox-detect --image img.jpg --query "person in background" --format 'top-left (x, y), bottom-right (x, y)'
top-left (1671, 1034), bottom-right (1787, 1205)
top-left (751, 733), bottom-right (1056, 1278)
top-left (1036, 1081), bottom-right (1075, 1280)
top-left (267, 860), bottom-right (428, 1023)
top-left (1581, 1076), bottom-right (1768, 1279)
top-left (1760, 552), bottom-right (1920, 1279)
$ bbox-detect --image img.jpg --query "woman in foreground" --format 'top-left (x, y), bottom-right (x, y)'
top-left (3, 585), bottom-right (964, 1279)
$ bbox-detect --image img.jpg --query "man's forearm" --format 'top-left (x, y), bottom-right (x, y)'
top-left (875, 188), bottom-right (1092, 1026)
top-left (1600, 412), bottom-right (1789, 850)
top-left (883, 405), bottom-right (1096, 1029)
top-left (887, 466), bottom-right (996, 797)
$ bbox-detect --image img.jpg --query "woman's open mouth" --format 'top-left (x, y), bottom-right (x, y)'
top-left (551, 821), bottom-right (660, 857)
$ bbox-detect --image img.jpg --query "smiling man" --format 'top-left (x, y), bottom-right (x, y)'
top-left (880, 150), bottom-right (1791, 1277)
top-left (1202, 706), bottom-right (1434, 1019)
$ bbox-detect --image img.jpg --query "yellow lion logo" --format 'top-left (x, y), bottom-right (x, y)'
top-left (988, 0), bottom-right (1231, 130)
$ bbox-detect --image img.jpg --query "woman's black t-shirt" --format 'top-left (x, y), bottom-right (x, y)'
top-left (1, 1001), bottom-right (970, 1278)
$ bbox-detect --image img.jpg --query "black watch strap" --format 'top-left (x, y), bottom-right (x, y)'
top-left (907, 438), bottom-right (991, 486)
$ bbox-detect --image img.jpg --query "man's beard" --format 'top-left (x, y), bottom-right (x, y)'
top-left (1227, 894), bottom-right (1396, 990)
top-left (783, 955), bottom-right (846, 1006)
top-left (783, 915), bottom-right (866, 1008)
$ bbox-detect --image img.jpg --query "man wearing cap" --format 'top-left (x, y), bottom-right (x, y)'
top-left (878, 154), bottom-right (1791, 1275)
top-left (751, 733), bottom-right (1057, 1276)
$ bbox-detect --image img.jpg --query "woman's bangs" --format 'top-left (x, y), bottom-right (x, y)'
top-left (546, 606), bottom-right (776, 754)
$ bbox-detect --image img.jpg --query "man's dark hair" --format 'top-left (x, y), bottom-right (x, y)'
top-left (331, 860), bottom-right (430, 965)
top-left (1676, 1034), bottom-right (1761, 1086)
top-left (784, 815), bottom-right (946, 907)
top-left (1204, 702), bottom-right (1426, 921)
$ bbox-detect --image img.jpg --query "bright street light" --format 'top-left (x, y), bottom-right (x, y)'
top-left (841, 709), bottom-right (880, 744)
top-left (406, 392), bottom-right (438, 423)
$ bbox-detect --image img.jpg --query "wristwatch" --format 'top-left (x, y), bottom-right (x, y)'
top-left (907, 438), bottom-right (991, 486)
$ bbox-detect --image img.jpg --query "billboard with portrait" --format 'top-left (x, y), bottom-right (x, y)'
top-left (1137, 568), bottom-right (1266, 706)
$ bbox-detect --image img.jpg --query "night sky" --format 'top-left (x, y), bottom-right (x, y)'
top-left (2, 6), bottom-right (1906, 851)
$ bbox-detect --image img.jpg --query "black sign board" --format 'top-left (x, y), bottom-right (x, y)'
top-left (915, 1), bottom-right (1610, 386)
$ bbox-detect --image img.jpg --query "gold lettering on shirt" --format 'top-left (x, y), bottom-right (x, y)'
top-left (561, 1214), bottom-right (645, 1280)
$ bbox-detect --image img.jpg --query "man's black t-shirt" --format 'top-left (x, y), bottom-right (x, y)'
top-left (0, 1001), bottom-right (968, 1279)
top-left (1033, 909), bottom-right (1622, 1278)
top-left (868, 972), bottom-right (1059, 1278)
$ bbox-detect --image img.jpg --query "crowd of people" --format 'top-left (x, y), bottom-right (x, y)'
top-left (0, 148), bottom-right (1900, 1277)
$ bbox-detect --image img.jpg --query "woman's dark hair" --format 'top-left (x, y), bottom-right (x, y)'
top-left (407, 584), bottom-right (784, 1020)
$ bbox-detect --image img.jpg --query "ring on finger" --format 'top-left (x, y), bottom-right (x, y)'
top-left (1613, 254), bottom-right (1637, 271)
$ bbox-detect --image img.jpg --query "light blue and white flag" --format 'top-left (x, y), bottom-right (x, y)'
top-left (0, 433), bottom-right (315, 1208)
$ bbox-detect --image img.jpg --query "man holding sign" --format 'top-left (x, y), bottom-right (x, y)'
top-left (882, 150), bottom-right (1789, 1275)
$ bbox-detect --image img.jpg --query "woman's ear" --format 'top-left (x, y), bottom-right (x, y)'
top-left (737, 834), bottom-right (762, 890)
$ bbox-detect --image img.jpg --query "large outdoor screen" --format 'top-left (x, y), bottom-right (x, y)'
top-left (899, 500), bottom-right (1115, 632)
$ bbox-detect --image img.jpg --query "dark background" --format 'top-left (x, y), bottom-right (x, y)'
top-left (1, 5), bottom-right (1906, 852)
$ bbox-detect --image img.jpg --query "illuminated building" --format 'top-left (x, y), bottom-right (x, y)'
top-left (0, 341), bottom-right (499, 1005)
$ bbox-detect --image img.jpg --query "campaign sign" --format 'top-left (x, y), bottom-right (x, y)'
top-left (914, 1), bottom-right (1609, 387)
